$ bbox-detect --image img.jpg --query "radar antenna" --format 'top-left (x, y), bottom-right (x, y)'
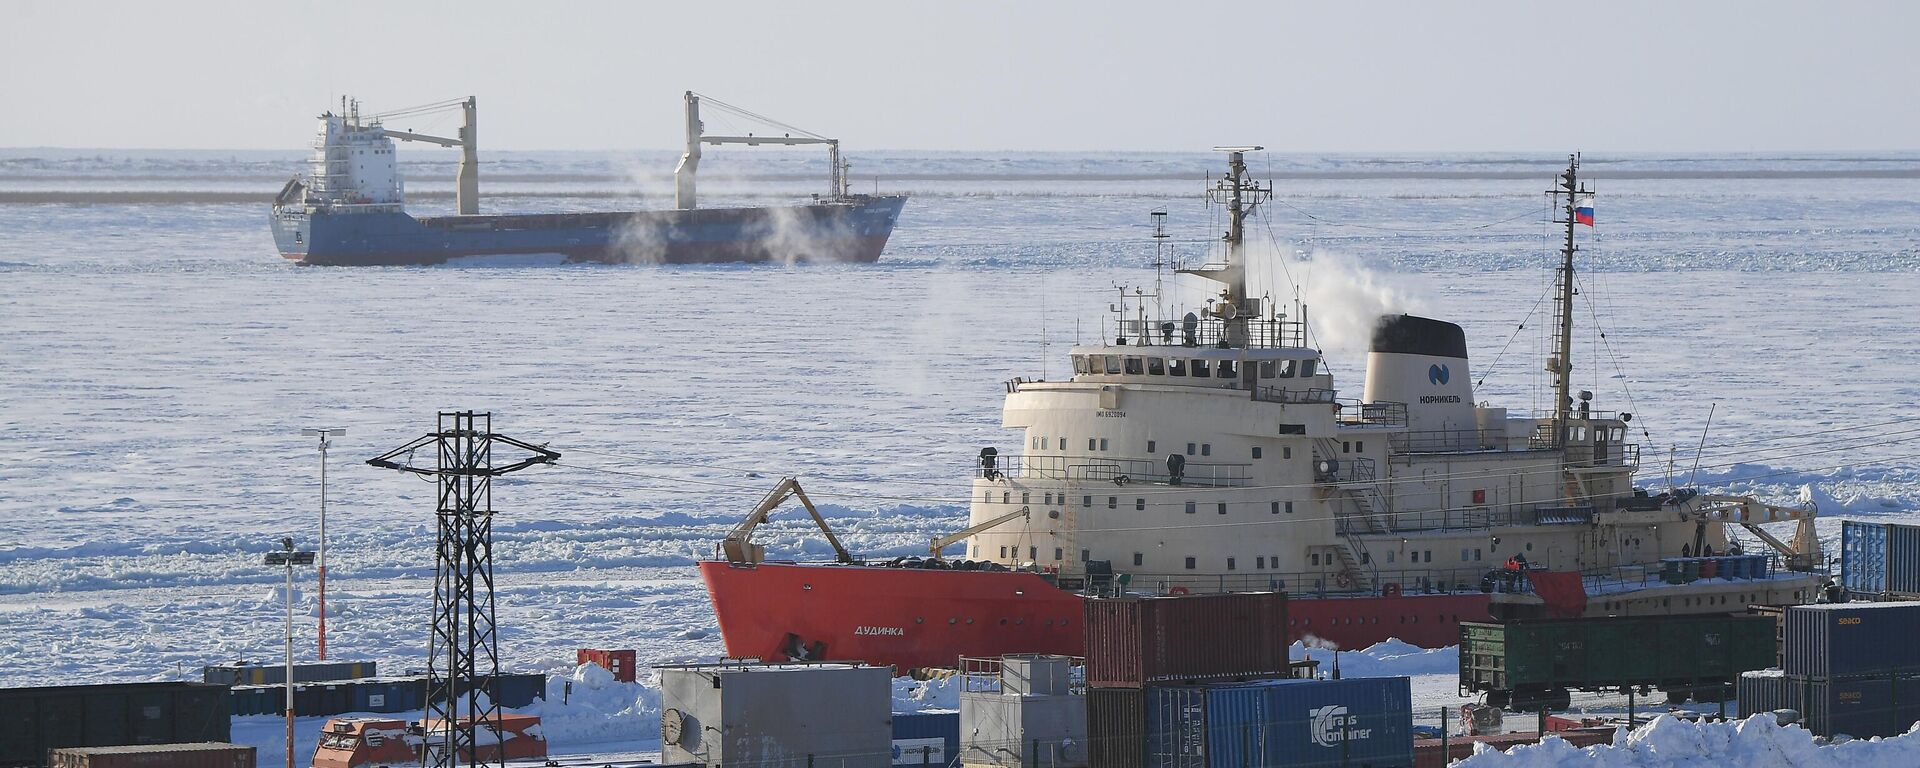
top-left (1180, 147), bottom-right (1272, 348)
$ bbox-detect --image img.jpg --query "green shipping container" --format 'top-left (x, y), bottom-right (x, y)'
top-left (1459, 614), bottom-right (1777, 704)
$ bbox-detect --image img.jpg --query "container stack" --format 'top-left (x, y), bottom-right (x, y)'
top-left (1738, 602), bottom-right (1920, 737)
top-left (1082, 592), bottom-right (1290, 768)
top-left (959, 655), bottom-right (1086, 768)
top-left (1082, 592), bottom-right (1410, 768)
top-left (1841, 520), bottom-right (1920, 600)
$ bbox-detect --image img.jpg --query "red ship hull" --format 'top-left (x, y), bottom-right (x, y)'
top-left (700, 561), bottom-right (1494, 670)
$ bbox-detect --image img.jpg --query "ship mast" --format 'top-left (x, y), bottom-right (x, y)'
top-left (1182, 146), bottom-right (1271, 348)
top-left (1547, 153), bottom-right (1590, 451)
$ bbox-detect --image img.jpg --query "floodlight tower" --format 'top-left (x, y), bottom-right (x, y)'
top-left (367, 413), bottom-right (557, 768)
top-left (301, 427), bottom-right (346, 660)
top-left (263, 538), bottom-right (315, 768)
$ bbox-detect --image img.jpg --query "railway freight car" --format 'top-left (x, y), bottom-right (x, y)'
top-left (0, 683), bottom-right (231, 768)
top-left (1458, 614), bottom-right (1776, 710)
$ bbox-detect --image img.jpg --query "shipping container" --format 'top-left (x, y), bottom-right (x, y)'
top-left (1146, 678), bottom-right (1413, 768)
top-left (1460, 615), bottom-right (1775, 706)
top-left (1783, 602), bottom-right (1920, 678)
top-left (891, 711), bottom-right (957, 767)
top-left (1738, 670), bottom-right (1920, 738)
top-left (1842, 520), bottom-right (1920, 598)
top-left (48, 743), bottom-right (254, 768)
top-left (1085, 688), bottom-right (1146, 768)
top-left (658, 663), bottom-right (893, 768)
top-left (0, 683), bottom-right (231, 768)
top-left (575, 649), bottom-right (637, 683)
top-left (199, 662), bottom-right (375, 687)
top-left (1085, 593), bottom-right (1289, 688)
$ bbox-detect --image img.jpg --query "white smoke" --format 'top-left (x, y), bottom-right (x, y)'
top-left (1293, 248), bottom-right (1430, 354)
top-left (611, 214), bottom-right (670, 264)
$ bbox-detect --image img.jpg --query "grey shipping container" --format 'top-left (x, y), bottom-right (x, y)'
top-left (891, 711), bottom-right (957, 767)
top-left (1085, 593), bottom-right (1289, 688)
top-left (0, 683), bottom-right (231, 768)
top-left (1147, 677), bottom-right (1413, 768)
top-left (1842, 520), bottom-right (1920, 598)
top-left (658, 663), bottom-right (893, 768)
top-left (48, 743), bottom-right (254, 768)
top-left (1783, 603), bottom-right (1920, 678)
top-left (1087, 688), bottom-right (1146, 768)
top-left (1738, 670), bottom-right (1920, 738)
top-left (199, 661), bottom-right (376, 686)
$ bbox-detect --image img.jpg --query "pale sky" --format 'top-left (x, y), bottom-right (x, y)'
top-left (2, 0), bottom-right (1915, 153)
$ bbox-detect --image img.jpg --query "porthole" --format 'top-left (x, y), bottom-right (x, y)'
top-left (915, 617), bottom-right (924, 624)
top-left (948, 618), bottom-right (957, 624)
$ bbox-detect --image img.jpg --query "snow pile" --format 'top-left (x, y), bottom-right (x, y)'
top-left (1455, 714), bottom-right (1920, 767)
top-left (892, 673), bottom-right (961, 712)
top-left (1292, 638), bottom-right (1459, 677)
top-left (514, 664), bottom-right (661, 749)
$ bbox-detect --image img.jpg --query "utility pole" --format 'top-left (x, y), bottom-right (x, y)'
top-left (302, 427), bottom-right (346, 660)
top-left (368, 413), bottom-right (557, 768)
top-left (264, 539), bottom-right (315, 768)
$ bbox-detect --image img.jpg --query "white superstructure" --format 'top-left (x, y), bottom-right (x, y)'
top-left (304, 101), bottom-right (405, 209)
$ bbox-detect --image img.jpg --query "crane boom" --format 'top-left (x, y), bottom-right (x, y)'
top-left (720, 477), bottom-right (854, 565)
top-left (929, 507), bottom-right (1029, 561)
top-left (384, 129), bottom-right (462, 147)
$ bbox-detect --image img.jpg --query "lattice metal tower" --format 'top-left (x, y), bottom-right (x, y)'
top-left (368, 412), bottom-right (558, 768)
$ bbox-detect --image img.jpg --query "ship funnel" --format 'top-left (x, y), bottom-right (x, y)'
top-left (1364, 315), bottom-right (1477, 446)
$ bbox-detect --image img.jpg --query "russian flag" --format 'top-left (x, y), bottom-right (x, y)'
top-left (1574, 196), bottom-right (1595, 226)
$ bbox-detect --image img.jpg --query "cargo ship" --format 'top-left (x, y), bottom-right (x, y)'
top-left (270, 94), bottom-right (906, 266)
top-left (700, 150), bottom-right (1829, 670)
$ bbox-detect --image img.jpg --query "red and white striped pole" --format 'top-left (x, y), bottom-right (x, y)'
top-left (304, 428), bottom-right (345, 660)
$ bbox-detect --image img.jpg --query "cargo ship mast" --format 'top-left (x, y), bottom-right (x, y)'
top-left (675, 91), bottom-right (852, 210)
top-left (1177, 146), bottom-right (1273, 349)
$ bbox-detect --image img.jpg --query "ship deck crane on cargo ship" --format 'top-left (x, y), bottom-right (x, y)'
top-left (698, 150), bottom-right (1829, 671)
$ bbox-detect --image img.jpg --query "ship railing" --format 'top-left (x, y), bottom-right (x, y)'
top-left (1335, 504), bottom-right (1604, 534)
top-left (1313, 456), bottom-right (1376, 485)
top-left (1388, 429), bottom-right (1526, 453)
top-left (1254, 386), bottom-right (1338, 405)
top-left (1112, 316), bottom-right (1307, 350)
top-left (1123, 567), bottom-right (1497, 598)
top-left (976, 454), bottom-right (1252, 488)
top-left (1336, 399), bottom-right (1408, 428)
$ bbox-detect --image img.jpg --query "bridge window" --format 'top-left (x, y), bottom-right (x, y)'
top-left (1073, 356), bottom-right (1090, 374)
top-left (1191, 359), bottom-right (1211, 377)
top-left (1169, 359), bottom-right (1187, 376)
top-left (1148, 358), bottom-right (1166, 375)
top-left (1278, 360), bottom-right (1297, 378)
top-left (1184, 557), bottom-right (1196, 570)
top-left (1104, 356), bottom-right (1122, 374)
top-left (1218, 360), bottom-right (1237, 378)
top-left (1259, 361), bottom-right (1276, 378)
top-left (1300, 359), bottom-right (1318, 376)
top-left (1124, 357), bottom-right (1143, 375)
top-left (1185, 501), bottom-right (1196, 514)
top-left (1133, 552), bottom-right (1144, 566)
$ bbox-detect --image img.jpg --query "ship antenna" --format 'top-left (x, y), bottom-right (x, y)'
top-left (1185, 147), bottom-right (1270, 348)
top-left (1547, 152), bottom-right (1589, 452)
top-left (1151, 208), bottom-right (1169, 325)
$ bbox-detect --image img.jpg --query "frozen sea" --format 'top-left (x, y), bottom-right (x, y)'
top-left (2, 148), bottom-right (1919, 758)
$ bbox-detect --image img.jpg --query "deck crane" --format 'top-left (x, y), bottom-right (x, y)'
top-left (929, 507), bottom-right (1030, 562)
top-left (720, 477), bottom-right (855, 565)
top-left (674, 91), bottom-right (850, 210)
top-left (375, 97), bottom-right (479, 215)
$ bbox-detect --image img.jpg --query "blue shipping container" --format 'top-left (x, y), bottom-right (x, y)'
top-left (1784, 602), bottom-right (1920, 678)
top-left (892, 710), bottom-right (958, 766)
top-left (1843, 520), bottom-right (1920, 597)
top-left (1147, 678), bottom-right (1413, 768)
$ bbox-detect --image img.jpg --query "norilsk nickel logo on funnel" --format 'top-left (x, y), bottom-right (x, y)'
top-left (1429, 363), bottom-right (1450, 386)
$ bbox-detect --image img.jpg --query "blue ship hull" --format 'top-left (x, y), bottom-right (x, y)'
top-left (270, 195), bottom-right (906, 266)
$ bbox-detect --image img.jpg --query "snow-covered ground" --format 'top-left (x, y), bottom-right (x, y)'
top-left (2, 150), bottom-right (1918, 763)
